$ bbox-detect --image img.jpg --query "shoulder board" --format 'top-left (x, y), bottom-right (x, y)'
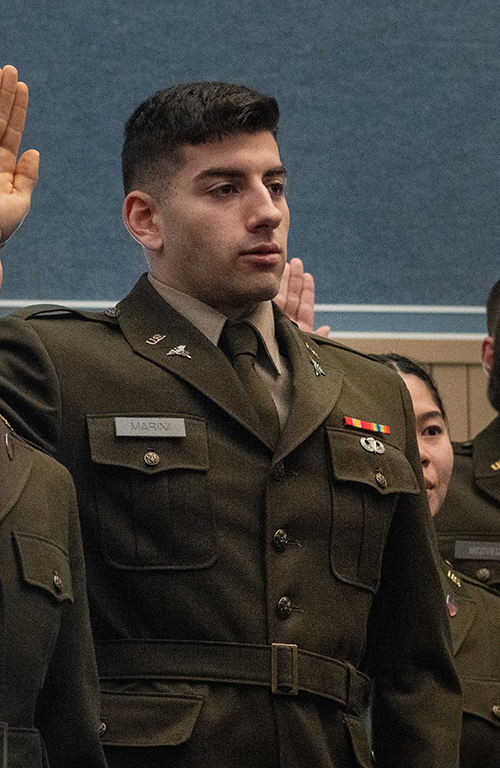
top-left (303, 332), bottom-right (380, 365)
top-left (11, 304), bottom-right (119, 324)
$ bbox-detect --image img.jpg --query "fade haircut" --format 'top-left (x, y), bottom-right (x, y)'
top-left (486, 279), bottom-right (500, 337)
top-left (122, 81), bottom-right (280, 195)
top-left (371, 353), bottom-right (447, 421)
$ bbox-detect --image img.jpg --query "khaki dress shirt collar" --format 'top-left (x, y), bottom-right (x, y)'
top-left (148, 274), bottom-right (282, 374)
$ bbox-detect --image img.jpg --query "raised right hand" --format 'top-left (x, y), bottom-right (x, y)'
top-left (0, 65), bottom-right (39, 246)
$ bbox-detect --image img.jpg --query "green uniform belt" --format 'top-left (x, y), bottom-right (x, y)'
top-left (96, 639), bottom-right (371, 716)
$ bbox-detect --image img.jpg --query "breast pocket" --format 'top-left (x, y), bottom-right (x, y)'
top-left (326, 428), bottom-right (420, 592)
top-left (87, 414), bottom-right (216, 571)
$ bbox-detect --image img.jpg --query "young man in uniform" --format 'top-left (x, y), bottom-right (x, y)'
top-left (0, 68), bottom-right (461, 767)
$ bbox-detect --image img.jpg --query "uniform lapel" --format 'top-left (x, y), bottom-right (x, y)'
top-left (273, 308), bottom-right (344, 462)
top-left (116, 276), bottom-right (276, 450)
top-left (0, 423), bottom-right (33, 521)
top-left (473, 417), bottom-right (500, 504)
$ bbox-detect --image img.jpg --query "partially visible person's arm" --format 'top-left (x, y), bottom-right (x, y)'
top-left (274, 257), bottom-right (330, 337)
top-left (0, 65), bottom-right (39, 249)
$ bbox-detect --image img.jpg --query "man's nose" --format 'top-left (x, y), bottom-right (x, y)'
top-left (246, 186), bottom-right (284, 230)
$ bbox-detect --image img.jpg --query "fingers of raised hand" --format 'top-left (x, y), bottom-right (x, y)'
top-left (0, 66), bottom-right (29, 160)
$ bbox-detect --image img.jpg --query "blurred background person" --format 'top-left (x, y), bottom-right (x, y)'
top-left (0, 64), bottom-right (107, 768)
top-left (371, 353), bottom-right (500, 768)
top-left (436, 280), bottom-right (500, 591)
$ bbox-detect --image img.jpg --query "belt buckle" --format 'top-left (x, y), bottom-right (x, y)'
top-left (271, 642), bottom-right (299, 696)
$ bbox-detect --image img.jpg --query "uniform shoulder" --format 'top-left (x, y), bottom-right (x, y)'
top-left (10, 303), bottom-right (119, 325)
top-left (304, 332), bottom-right (372, 360)
top-left (304, 333), bottom-right (402, 380)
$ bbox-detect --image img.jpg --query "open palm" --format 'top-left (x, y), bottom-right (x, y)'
top-left (0, 65), bottom-right (39, 244)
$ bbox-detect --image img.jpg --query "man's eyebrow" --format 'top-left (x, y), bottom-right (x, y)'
top-left (194, 165), bottom-right (287, 182)
top-left (263, 165), bottom-right (287, 179)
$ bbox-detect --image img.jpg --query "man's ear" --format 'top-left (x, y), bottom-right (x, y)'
top-left (482, 336), bottom-right (495, 377)
top-left (123, 191), bottom-right (163, 252)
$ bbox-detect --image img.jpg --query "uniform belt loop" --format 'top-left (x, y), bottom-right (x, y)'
top-left (271, 643), bottom-right (299, 695)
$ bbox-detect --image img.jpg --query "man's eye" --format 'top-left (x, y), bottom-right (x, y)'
top-left (211, 184), bottom-right (237, 196)
top-left (268, 182), bottom-right (286, 197)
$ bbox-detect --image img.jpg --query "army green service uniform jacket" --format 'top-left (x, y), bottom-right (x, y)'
top-left (0, 275), bottom-right (461, 768)
top-left (0, 418), bottom-right (107, 768)
top-left (441, 561), bottom-right (500, 767)
top-left (435, 416), bottom-right (500, 591)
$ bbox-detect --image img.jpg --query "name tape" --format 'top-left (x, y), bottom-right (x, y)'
top-left (454, 540), bottom-right (500, 561)
top-left (115, 417), bottom-right (186, 438)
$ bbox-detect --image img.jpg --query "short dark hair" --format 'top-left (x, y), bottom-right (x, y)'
top-left (486, 279), bottom-right (500, 337)
top-left (122, 81), bottom-right (280, 195)
top-left (371, 353), bottom-right (447, 421)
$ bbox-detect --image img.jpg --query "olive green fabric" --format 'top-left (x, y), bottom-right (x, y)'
top-left (435, 416), bottom-right (500, 591)
top-left (441, 562), bottom-right (500, 767)
top-left (0, 420), bottom-right (106, 768)
top-left (0, 274), bottom-right (461, 767)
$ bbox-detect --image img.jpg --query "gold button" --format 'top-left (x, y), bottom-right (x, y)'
top-left (492, 705), bottom-right (500, 719)
top-left (53, 573), bottom-right (63, 592)
top-left (99, 721), bottom-right (107, 736)
top-left (375, 471), bottom-right (387, 489)
top-left (144, 451), bottom-right (160, 466)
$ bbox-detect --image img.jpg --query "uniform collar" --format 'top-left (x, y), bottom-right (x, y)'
top-left (148, 273), bottom-right (282, 374)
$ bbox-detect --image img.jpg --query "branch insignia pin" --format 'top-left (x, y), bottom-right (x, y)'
top-left (309, 356), bottom-right (326, 376)
top-left (166, 344), bottom-right (192, 359)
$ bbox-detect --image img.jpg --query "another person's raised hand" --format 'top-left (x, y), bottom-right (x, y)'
top-left (0, 65), bottom-right (39, 246)
top-left (275, 257), bottom-right (330, 337)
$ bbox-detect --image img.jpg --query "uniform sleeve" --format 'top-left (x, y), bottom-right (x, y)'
top-left (0, 313), bottom-right (63, 454)
top-left (33, 463), bottom-right (107, 767)
top-left (366, 377), bottom-right (462, 768)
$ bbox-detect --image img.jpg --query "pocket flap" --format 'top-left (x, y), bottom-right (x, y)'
top-left (87, 414), bottom-right (209, 474)
top-left (327, 428), bottom-right (419, 495)
top-left (461, 678), bottom-right (500, 726)
top-left (13, 532), bottom-right (73, 603)
top-left (99, 690), bottom-right (204, 746)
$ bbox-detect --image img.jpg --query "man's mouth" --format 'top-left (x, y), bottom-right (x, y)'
top-left (240, 243), bottom-right (282, 256)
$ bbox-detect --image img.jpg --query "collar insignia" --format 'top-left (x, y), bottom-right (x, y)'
top-left (166, 344), bottom-right (192, 359)
top-left (305, 342), bottom-right (320, 359)
top-left (309, 356), bottom-right (326, 376)
top-left (146, 334), bottom-right (167, 346)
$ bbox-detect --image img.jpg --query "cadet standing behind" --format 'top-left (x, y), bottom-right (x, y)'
top-left (436, 280), bottom-right (500, 590)
top-left (0, 70), bottom-right (461, 767)
top-left (0, 65), bottom-right (107, 768)
top-left (374, 354), bottom-right (500, 768)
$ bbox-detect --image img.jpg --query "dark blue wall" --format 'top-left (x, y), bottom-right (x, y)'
top-left (3, 0), bottom-right (499, 333)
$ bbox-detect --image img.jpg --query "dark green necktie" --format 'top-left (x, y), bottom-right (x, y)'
top-left (220, 321), bottom-right (280, 445)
